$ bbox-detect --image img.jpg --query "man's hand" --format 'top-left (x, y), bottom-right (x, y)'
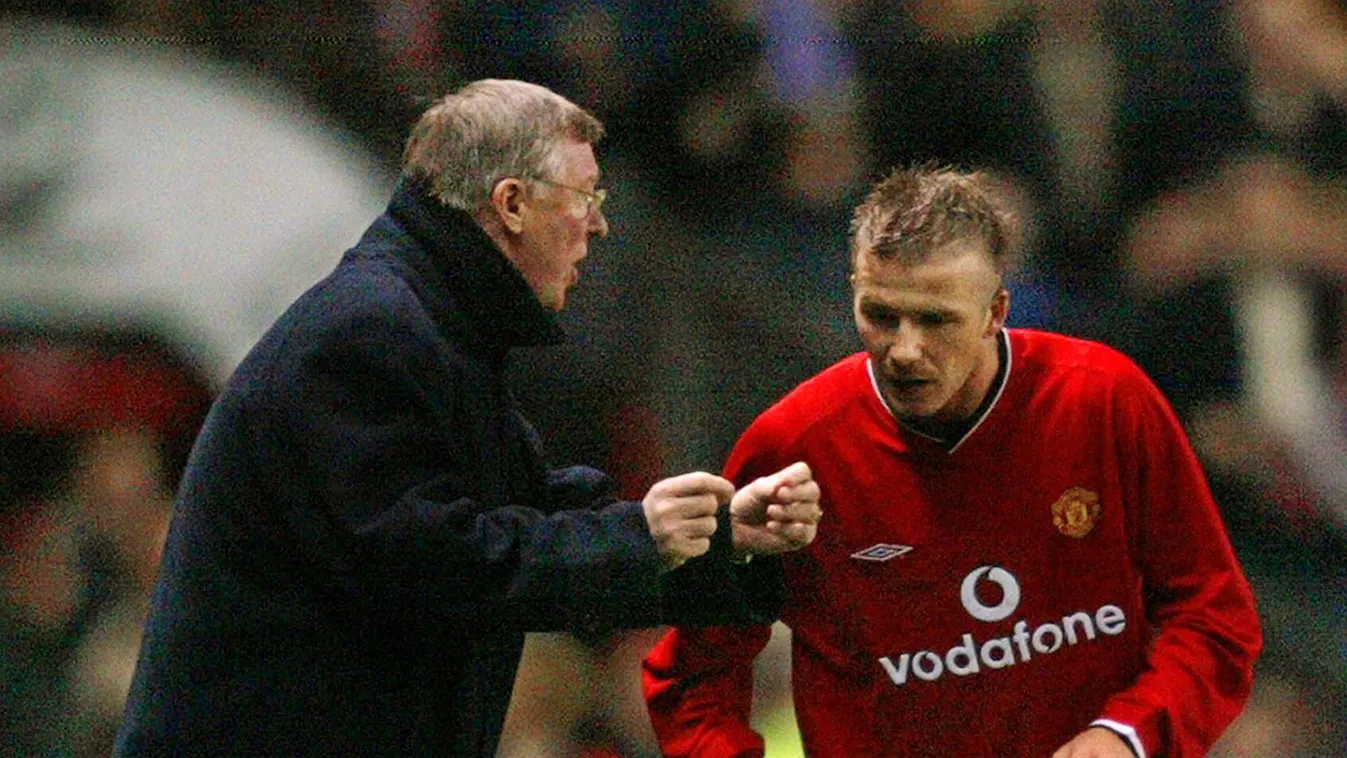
top-left (1051, 727), bottom-right (1136, 758)
top-left (643, 472), bottom-right (735, 571)
top-left (729, 461), bottom-right (821, 557)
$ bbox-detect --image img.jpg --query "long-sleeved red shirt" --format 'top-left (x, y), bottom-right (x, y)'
top-left (645, 329), bottom-right (1261, 758)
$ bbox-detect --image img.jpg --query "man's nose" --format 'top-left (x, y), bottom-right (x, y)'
top-left (589, 208), bottom-right (609, 238)
top-left (887, 324), bottom-right (922, 365)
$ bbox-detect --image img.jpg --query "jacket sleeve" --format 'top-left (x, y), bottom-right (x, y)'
top-left (249, 302), bottom-right (765, 634)
top-left (549, 465), bottom-right (787, 632)
top-left (1094, 365), bottom-right (1262, 757)
top-left (643, 416), bottom-right (788, 757)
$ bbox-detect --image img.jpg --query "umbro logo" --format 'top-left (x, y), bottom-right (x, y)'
top-left (851, 543), bottom-right (914, 562)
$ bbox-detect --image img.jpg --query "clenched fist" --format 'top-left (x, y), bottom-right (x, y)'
top-left (729, 461), bottom-right (822, 557)
top-left (642, 471), bottom-right (735, 571)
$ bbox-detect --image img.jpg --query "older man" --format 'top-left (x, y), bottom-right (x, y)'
top-left (114, 79), bottom-right (821, 757)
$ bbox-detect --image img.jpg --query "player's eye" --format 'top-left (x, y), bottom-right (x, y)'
top-left (862, 306), bottom-right (901, 328)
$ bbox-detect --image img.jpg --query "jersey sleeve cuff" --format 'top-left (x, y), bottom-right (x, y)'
top-left (1090, 719), bottom-right (1145, 758)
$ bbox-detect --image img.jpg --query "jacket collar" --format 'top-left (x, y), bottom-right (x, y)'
top-left (384, 175), bottom-right (567, 352)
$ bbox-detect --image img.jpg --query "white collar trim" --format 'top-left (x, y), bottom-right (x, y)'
top-left (866, 330), bottom-right (1013, 453)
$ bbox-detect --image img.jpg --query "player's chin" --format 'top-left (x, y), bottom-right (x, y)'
top-left (894, 394), bottom-right (951, 422)
top-left (887, 384), bottom-right (937, 410)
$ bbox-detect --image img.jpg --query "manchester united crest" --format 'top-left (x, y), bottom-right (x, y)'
top-left (1052, 487), bottom-right (1101, 538)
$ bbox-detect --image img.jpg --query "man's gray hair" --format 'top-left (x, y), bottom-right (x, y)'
top-left (401, 79), bottom-right (605, 211)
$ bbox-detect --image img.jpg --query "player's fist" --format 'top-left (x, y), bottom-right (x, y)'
top-left (729, 461), bottom-right (822, 557)
top-left (642, 471), bottom-right (734, 571)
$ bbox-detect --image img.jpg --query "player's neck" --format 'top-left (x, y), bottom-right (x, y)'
top-left (902, 332), bottom-right (1007, 445)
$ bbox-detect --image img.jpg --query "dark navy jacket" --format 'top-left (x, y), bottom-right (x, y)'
top-left (114, 179), bottom-right (780, 756)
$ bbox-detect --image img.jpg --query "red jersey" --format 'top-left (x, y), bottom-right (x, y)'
top-left (644, 329), bottom-right (1260, 758)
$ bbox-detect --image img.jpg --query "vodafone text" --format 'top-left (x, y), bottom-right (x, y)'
top-left (878, 566), bottom-right (1126, 686)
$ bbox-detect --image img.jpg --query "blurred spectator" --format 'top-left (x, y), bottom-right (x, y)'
top-left (749, 0), bottom-right (870, 212)
top-left (0, 327), bottom-right (213, 757)
top-left (1231, 0), bottom-right (1347, 176)
top-left (1, 445), bottom-right (83, 756)
top-left (194, 0), bottom-right (425, 165)
top-left (63, 426), bottom-right (177, 756)
top-left (1209, 656), bottom-right (1344, 757)
top-left (622, 1), bottom-right (789, 221)
top-left (848, 0), bottom-right (1247, 308)
top-left (1122, 151), bottom-right (1347, 726)
top-left (1120, 0), bottom-right (1347, 747)
top-left (499, 628), bottom-right (668, 758)
top-left (1123, 0), bottom-right (1347, 535)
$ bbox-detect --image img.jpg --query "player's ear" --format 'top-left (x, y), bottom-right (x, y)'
top-left (490, 177), bottom-right (528, 234)
top-left (986, 287), bottom-right (1010, 336)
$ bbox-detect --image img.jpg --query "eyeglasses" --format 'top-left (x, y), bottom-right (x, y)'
top-left (530, 177), bottom-right (607, 218)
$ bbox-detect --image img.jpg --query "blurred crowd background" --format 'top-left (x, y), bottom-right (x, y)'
top-left (2, 0), bottom-right (1345, 755)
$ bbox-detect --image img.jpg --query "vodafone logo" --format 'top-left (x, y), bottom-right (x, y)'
top-left (960, 566), bottom-right (1020, 622)
top-left (879, 566), bottom-right (1127, 687)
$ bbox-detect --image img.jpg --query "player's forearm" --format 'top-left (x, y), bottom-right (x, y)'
top-left (1095, 607), bottom-right (1261, 756)
top-left (644, 626), bottom-right (770, 758)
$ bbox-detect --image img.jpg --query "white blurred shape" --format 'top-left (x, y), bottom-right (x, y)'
top-left (1, 18), bottom-right (394, 383)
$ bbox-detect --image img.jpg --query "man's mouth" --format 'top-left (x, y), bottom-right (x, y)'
top-left (890, 377), bottom-right (933, 393)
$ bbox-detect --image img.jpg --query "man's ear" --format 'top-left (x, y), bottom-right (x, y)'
top-left (987, 287), bottom-right (1011, 337)
top-left (490, 178), bottom-right (528, 234)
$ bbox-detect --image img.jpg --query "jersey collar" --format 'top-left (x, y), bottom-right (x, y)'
top-left (867, 329), bottom-right (1013, 453)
